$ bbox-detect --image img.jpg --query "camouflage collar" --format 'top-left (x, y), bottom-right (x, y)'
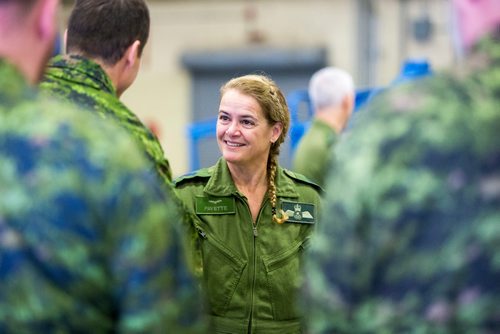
top-left (0, 59), bottom-right (36, 108)
top-left (46, 54), bottom-right (117, 96)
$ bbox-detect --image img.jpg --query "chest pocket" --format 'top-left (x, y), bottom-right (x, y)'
top-left (262, 238), bottom-right (310, 320)
top-left (197, 227), bottom-right (247, 315)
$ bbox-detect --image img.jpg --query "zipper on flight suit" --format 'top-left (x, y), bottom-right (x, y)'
top-left (247, 197), bottom-right (269, 333)
top-left (196, 226), bottom-right (207, 239)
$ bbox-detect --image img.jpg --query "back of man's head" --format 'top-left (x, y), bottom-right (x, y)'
top-left (66, 0), bottom-right (149, 66)
top-left (309, 67), bottom-right (354, 111)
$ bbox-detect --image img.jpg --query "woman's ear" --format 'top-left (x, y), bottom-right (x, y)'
top-left (271, 122), bottom-right (283, 143)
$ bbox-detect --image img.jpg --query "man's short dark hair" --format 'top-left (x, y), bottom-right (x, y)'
top-left (66, 0), bottom-right (150, 65)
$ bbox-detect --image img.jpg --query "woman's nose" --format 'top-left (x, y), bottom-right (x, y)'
top-left (225, 121), bottom-right (240, 136)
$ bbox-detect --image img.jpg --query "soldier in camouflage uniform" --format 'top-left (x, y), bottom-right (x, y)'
top-left (302, 0), bottom-right (500, 333)
top-left (292, 67), bottom-right (355, 189)
top-left (0, 0), bottom-right (207, 332)
top-left (40, 0), bottom-right (172, 183)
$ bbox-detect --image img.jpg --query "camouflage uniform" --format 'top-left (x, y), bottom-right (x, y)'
top-left (40, 54), bottom-right (172, 182)
top-left (302, 37), bottom-right (500, 333)
top-left (292, 118), bottom-right (338, 189)
top-left (0, 59), bottom-right (207, 333)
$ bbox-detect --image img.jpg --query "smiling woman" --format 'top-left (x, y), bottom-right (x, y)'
top-left (174, 74), bottom-right (322, 334)
top-left (216, 89), bottom-right (281, 182)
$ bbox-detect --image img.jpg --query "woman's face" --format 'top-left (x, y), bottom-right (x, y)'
top-left (217, 89), bottom-right (282, 168)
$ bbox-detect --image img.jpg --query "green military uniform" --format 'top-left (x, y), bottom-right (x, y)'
top-left (292, 118), bottom-right (338, 188)
top-left (302, 37), bottom-right (500, 333)
top-left (40, 54), bottom-right (172, 182)
top-left (174, 158), bottom-right (322, 334)
top-left (0, 59), bottom-right (207, 333)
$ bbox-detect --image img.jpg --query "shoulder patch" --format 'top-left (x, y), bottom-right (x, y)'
top-left (283, 169), bottom-right (323, 194)
top-left (173, 167), bottom-right (212, 187)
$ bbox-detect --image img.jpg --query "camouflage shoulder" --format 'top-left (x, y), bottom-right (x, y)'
top-left (283, 169), bottom-right (324, 194)
top-left (173, 167), bottom-right (213, 187)
top-left (46, 54), bottom-right (65, 67)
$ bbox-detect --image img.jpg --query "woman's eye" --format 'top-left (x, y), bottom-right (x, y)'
top-left (241, 120), bottom-right (255, 127)
top-left (219, 115), bottom-right (229, 122)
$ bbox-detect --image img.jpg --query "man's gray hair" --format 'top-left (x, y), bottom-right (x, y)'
top-left (308, 67), bottom-right (354, 111)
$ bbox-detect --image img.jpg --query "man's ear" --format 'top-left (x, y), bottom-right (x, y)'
top-left (342, 92), bottom-right (355, 115)
top-left (37, 0), bottom-right (58, 40)
top-left (114, 40), bottom-right (141, 96)
top-left (63, 28), bottom-right (68, 53)
top-left (125, 40), bottom-right (141, 68)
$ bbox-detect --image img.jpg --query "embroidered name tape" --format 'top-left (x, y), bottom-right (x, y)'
top-left (196, 196), bottom-right (235, 215)
top-left (281, 201), bottom-right (315, 224)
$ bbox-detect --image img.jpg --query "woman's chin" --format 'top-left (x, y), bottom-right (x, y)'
top-left (222, 151), bottom-right (244, 164)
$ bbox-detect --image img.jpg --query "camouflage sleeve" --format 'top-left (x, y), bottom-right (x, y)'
top-left (75, 116), bottom-right (208, 333)
top-left (0, 95), bottom-right (208, 333)
top-left (108, 171), bottom-right (208, 334)
top-left (301, 70), bottom-right (500, 333)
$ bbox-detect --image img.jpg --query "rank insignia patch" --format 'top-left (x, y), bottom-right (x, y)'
top-left (281, 201), bottom-right (315, 224)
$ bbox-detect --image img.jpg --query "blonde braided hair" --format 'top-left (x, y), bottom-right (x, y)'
top-left (268, 154), bottom-right (288, 224)
top-left (220, 74), bottom-right (290, 224)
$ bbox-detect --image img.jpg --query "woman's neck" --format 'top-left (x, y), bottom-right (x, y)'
top-left (228, 161), bottom-right (269, 222)
top-left (228, 161), bottom-right (268, 193)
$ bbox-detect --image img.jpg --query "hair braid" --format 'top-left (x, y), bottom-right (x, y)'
top-left (268, 154), bottom-right (288, 224)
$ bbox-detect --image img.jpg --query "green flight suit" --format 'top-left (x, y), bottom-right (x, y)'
top-left (40, 54), bottom-right (172, 182)
top-left (292, 119), bottom-right (338, 189)
top-left (174, 158), bottom-right (322, 334)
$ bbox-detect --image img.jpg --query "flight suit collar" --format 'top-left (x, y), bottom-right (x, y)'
top-left (204, 157), bottom-right (299, 199)
top-left (203, 158), bottom-right (238, 196)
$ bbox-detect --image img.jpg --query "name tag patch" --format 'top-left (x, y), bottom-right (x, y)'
top-left (281, 201), bottom-right (315, 224)
top-left (196, 196), bottom-right (235, 215)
